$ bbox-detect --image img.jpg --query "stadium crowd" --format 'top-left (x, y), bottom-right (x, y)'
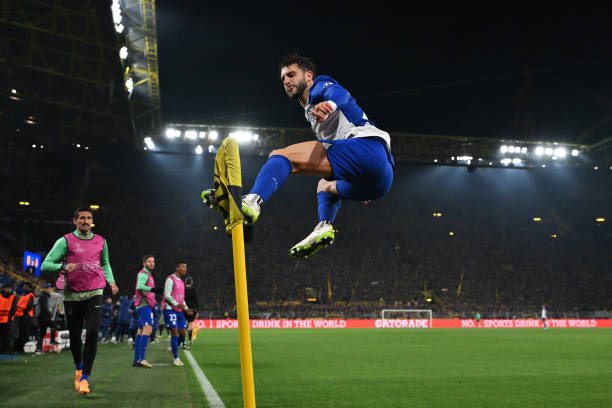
top-left (0, 142), bottom-right (610, 350)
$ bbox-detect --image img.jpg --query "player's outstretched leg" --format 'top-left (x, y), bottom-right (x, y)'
top-left (289, 220), bottom-right (335, 258)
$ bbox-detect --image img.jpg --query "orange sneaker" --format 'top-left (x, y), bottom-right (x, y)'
top-left (74, 370), bottom-right (82, 391)
top-left (78, 379), bottom-right (90, 395)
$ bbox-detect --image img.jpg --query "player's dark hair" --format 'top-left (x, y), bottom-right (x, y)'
top-left (175, 261), bottom-right (187, 268)
top-left (279, 52), bottom-right (316, 76)
top-left (142, 254), bottom-right (155, 263)
top-left (73, 207), bottom-right (92, 219)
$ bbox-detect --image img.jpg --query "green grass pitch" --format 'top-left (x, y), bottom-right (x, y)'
top-left (1, 328), bottom-right (611, 407)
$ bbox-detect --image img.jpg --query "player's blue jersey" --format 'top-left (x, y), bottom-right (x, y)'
top-left (305, 75), bottom-right (391, 150)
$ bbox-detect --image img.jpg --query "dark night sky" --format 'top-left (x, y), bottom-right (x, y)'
top-left (156, 4), bottom-right (612, 144)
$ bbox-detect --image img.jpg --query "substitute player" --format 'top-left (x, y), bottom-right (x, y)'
top-left (162, 261), bottom-right (191, 366)
top-left (132, 255), bottom-right (161, 368)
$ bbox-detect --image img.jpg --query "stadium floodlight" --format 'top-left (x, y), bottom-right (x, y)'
top-left (195, 145), bottom-right (203, 155)
top-left (456, 155), bottom-right (473, 162)
top-left (144, 137), bottom-right (155, 150)
top-left (198, 131), bottom-right (207, 139)
top-left (111, 0), bottom-right (122, 22)
top-left (512, 158), bottom-right (521, 165)
top-left (534, 146), bottom-right (544, 156)
top-left (571, 149), bottom-right (580, 156)
top-left (544, 147), bottom-right (554, 156)
top-left (185, 130), bottom-right (198, 140)
top-left (554, 147), bottom-right (567, 158)
top-left (508, 146), bottom-right (516, 153)
top-left (208, 130), bottom-right (218, 141)
top-left (533, 217), bottom-right (542, 222)
top-left (125, 77), bottom-right (134, 93)
top-left (115, 24), bottom-right (125, 34)
top-left (229, 130), bottom-right (254, 143)
top-left (595, 217), bottom-right (605, 223)
top-left (500, 158), bottom-right (511, 165)
top-left (500, 145), bottom-right (508, 153)
top-left (11, 89), bottom-right (17, 94)
top-left (165, 128), bottom-right (181, 138)
top-left (119, 46), bottom-right (128, 60)
top-left (521, 147), bottom-right (528, 153)
top-left (208, 145), bottom-right (216, 154)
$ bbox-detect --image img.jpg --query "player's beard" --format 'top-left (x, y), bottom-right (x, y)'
top-left (288, 78), bottom-right (307, 101)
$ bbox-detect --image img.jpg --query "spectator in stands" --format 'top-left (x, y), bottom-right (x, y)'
top-left (14, 281), bottom-right (36, 353)
top-left (99, 297), bottom-right (113, 343)
top-left (151, 303), bottom-right (161, 344)
top-left (183, 276), bottom-right (199, 349)
top-left (112, 295), bottom-right (131, 343)
top-left (0, 282), bottom-right (19, 353)
top-left (36, 283), bottom-right (54, 352)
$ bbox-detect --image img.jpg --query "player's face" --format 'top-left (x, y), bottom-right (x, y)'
top-left (280, 63), bottom-right (310, 101)
top-left (73, 211), bottom-right (93, 233)
top-left (143, 257), bottom-right (155, 270)
top-left (176, 263), bottom-right (187, 278)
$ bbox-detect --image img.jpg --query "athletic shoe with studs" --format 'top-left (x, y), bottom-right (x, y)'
top-left (78, 379), bottom-right (90, 395)
top-left (200, 189), bottom-right (219, 211)
top-left (241, 194), bottom-right (262, 224)
top-left (289, 221), bottom-right (335, 258)
top-left (74, 369), bottom-right (82, 391)
top-left (138, 359), bottom-right (152, 368)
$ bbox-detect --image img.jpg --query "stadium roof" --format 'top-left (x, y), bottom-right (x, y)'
top-left (0, 0), bottom-right (161, 149)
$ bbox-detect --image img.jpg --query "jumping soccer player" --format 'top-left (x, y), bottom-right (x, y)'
top-left (240, 52), bottom-right (395, 258)
top-left (162, 261), bottom-right (190, 366)
top-left (41, 207), bottom-right (119, 395)
top-left (132, 254), bottom-right (161, 368)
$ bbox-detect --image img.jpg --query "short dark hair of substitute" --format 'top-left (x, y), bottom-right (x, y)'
top-left (73, 207), bottom-right (93, 219)
top-left (142, 254), bottom-right (155, 263)
top-left (175, 261), bottom-right (187, 268)
top-left (279, 52), bottom-right (316, 76)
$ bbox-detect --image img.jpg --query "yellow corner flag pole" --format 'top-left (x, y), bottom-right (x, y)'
top-left (210, 137), bottom-right (256, 407)
top-left (231, 222), bottom-right (256, 408)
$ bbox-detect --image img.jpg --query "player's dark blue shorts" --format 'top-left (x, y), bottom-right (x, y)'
top-left (323, 136), bottom-right (394, 201)
top-left (137, 305), bottom-right (154, 328)
top-left (163, 309), bottom-right (187, 330)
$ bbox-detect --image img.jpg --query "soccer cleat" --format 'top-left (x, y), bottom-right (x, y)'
top-left (78, 379), bottom-right (90, 395)
top-left (241, 194), bottom-right (262, 224)
top-left (173, 358), bottom-right (184, 366)
top-left (289, 221), bottom-right (335, 258)
top-left (138, 359), bottom-right (153, 368)
top-left (74, 370), bottom-right (82, 391)
top-left (201, 189), bottom-right (219, 211)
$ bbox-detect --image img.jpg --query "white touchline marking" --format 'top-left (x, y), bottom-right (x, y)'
top-left (185, 350), bottom-right (226, 408)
